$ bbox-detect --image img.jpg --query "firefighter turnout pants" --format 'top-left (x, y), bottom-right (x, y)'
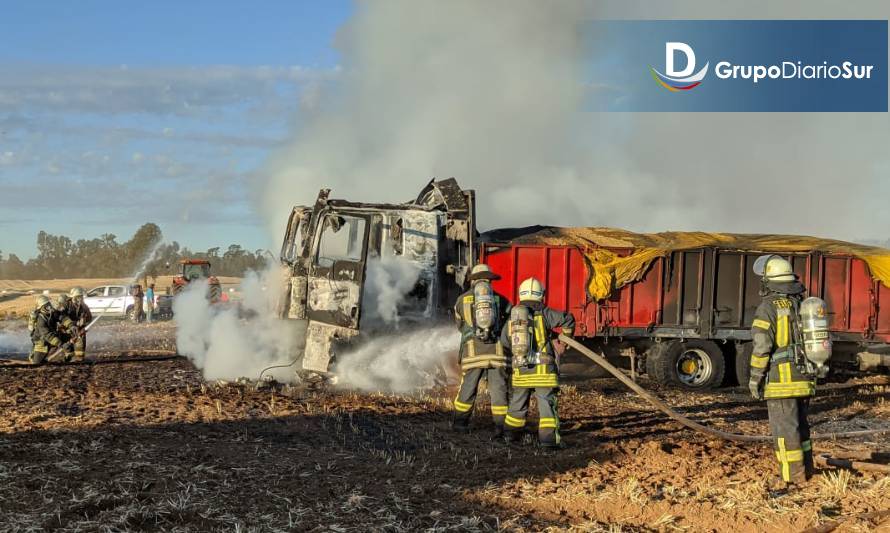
top-left (505, 386), bottom-right (560, 446)
top-left (767, 398), bottom-right (813, 484)
top-left (453, 367), bottom-right (510, 429)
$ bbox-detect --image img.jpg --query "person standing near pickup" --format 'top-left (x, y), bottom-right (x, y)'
top-left (131, 284), bottom-right (144, 323)
top-left (145, 284), bottom-right (155, 323)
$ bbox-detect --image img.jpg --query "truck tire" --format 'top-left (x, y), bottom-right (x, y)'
top-left (645, 342), bottom-right (674, 385)
top-left (126, 306), bottom-right (135, 321)
top-left (647, 340), bottom-right (726, 390)
top-left (734, 343), bottom-right (752, 386)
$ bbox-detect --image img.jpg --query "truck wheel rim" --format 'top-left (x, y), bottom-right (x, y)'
top-left (676, 348), bottom-right (713, 386)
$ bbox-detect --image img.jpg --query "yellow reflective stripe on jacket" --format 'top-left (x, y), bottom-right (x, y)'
top-left (778, 362), bottom-right (792, 383)
top-left (505, 415), bottom-right (526, 428)
top-left (491, 405), bottom-right (508, 415)
top-left (461, 341), bottom-right (506, 370)
top-left (764, 381), bottom-right (815, 398)
top-left (533, 314), bottom-right (548, 354)
top-left (752, 318), bottom-right (771, 330)
top-left (539, 417), bottom-right (558, 429)
top-left (776, 314), bottom-right (789, 347)
top-left (512, 371), bottom-right (558, 388)
top-left (750, 354), bottom-right (770, 369)
top-left (462, 295), bottom-right (474, 325)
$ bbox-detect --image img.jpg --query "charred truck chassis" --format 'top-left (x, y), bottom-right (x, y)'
top-left (278, 179), bottom-right (475, 373)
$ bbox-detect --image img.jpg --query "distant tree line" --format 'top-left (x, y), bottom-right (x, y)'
top-left (0, 223), bottom-right (269, 280)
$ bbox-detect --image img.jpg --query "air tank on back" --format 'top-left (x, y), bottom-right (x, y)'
top-left (799, 296), bottom-right (832, 377)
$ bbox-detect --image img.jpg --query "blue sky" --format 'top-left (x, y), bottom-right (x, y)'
top-left (0, 0), bottom-right (352, 259)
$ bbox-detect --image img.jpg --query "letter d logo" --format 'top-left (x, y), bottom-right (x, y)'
top-left (666, 42), bottom-right (695, 77)
top-left (650, 42), bottom-right (709, 92)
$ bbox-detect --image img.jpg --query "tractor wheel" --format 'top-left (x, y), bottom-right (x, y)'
top-left (209, 284), bottom-right (222, 302)
top-left (646, 340), bottom-right (726, 390)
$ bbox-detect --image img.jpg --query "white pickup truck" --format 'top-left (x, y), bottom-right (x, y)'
top-left (83, 285), bottom-right (147, 320)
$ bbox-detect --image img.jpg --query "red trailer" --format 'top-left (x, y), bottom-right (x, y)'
top-left (480, 240), bottom-right (890, 390)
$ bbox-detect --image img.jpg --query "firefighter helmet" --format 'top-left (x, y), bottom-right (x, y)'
top-left (467, 264), bottom-right (500, 283)
top-left (35, 295), bottom-right (51, 308)
top-left (518, 277), bottom-right (544, 303)
top-left (69, 287), bottom-right (85, 298)
top-left (753, 255), bottom-right (796, 282)
top-left (54, 293), bottom-right (69, 310)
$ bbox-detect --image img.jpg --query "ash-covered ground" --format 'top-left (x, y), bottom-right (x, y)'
top-left (0, 321), bottom-right (889, 532)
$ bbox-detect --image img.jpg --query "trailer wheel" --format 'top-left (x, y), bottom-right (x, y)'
top-left (644, 342), bottom-right (674, 385)
top-left (734, 343), bottom-right (752, 386)
top-left (648, 340), bottom-right (726, 389)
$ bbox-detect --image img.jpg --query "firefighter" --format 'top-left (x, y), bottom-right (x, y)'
top-left (748, 255), bottom-right (816, 488)
top-left (67, 287), bottom-right (93, 362)
top-left (53, 294), bottom-right (76, 360)
top-left (29, 295), bottom-right (67, 364)
top-left (451, 264), bottom-right (512, 436)
top-left (501, 277), bottom-right (575, 448)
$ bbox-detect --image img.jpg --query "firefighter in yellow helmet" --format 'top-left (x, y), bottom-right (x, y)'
top-left (501, 277), bottom-right (575, 448)
top-left (451, 264), bottom-right (513, 436)
top-left (749, 255), bottom-right (816, 488)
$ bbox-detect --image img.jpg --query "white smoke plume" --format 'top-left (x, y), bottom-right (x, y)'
top-left (332, 255), bottom-right (459, 392)
top-left (263, 0), bottom-right (890, 246)
top-left (333, 327), bottom-right (459, 393)
top-left (173, 264), bottom-right (304, 382)
top-left (0, 329), bottom-right (30, 355)
top-left (361, 256), bottom-right (423, 327)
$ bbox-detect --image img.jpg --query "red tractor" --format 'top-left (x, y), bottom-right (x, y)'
top-left (171, 259), bottom-right (222, 302)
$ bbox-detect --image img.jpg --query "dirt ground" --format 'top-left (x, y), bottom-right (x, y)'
top-left (1, 322), bottom-right (889, 532)
top-left (0, 277), bottom-right (241, 317)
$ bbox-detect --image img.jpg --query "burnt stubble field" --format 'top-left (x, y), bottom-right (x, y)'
top-left (1, 322), bottom-right (889, 532)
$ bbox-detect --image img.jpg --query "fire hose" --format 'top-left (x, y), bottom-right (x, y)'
top-left (559, 335), bottom-right (890, 454)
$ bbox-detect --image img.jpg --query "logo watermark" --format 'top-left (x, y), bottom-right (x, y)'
top-left (585, 20), bottom-right (887, 112)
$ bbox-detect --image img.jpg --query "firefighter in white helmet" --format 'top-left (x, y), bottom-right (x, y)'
top-left (451, 264), bottom-right (513, 436)
top-left (749, 255), bottom-right (816, 488)
top-left (501, 277), bottom-right (575, 448)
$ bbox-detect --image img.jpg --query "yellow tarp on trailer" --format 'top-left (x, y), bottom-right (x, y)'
top-left (504, 227), bottom-right (890, 301)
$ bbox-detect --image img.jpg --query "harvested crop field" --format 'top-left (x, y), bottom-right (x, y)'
top-left (1, 323), bottom-right (889, 532)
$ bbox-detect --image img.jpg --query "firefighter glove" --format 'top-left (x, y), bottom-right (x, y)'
top-left (748, 375), bottom-right (764, 400)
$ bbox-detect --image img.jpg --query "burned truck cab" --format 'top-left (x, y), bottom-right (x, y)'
top-left (279, 178), bottom-right (476, 373)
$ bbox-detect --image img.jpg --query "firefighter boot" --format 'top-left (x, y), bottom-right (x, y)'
top-left (450, 415), bottom-right (471, 434)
